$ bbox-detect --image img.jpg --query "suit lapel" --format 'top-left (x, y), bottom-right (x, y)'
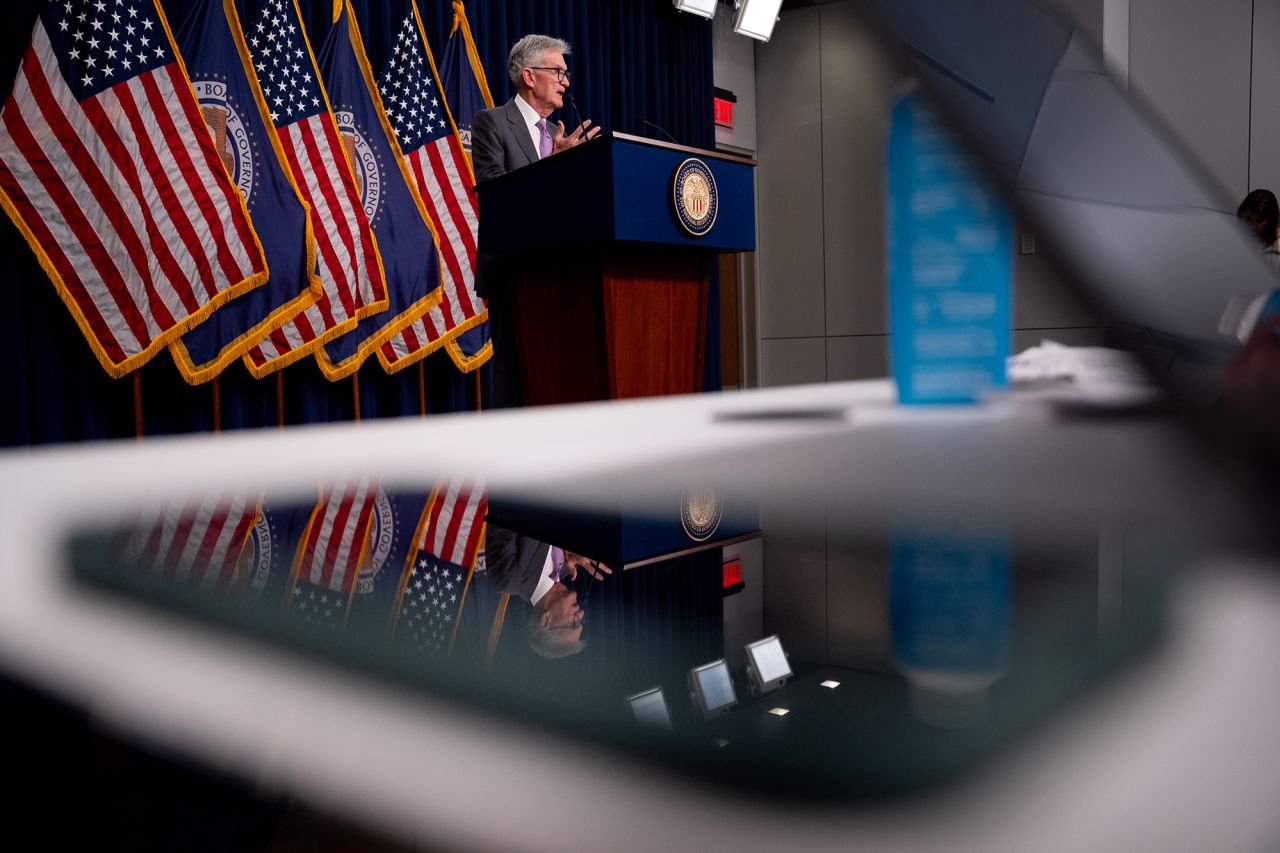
top-left (504, 97), bottom-right (540, 168)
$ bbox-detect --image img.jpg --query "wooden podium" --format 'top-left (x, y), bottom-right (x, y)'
top-left (477, 132), bottom-right (756, 405)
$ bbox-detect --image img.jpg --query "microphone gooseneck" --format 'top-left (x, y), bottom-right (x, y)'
top-left (636, 114), bottom-right (677, 145)
top-left (566, 93), bottom-right (588, 136)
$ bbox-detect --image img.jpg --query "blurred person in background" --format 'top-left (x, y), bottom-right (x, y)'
top-left (1237, 189), bottom-right (1280, 272)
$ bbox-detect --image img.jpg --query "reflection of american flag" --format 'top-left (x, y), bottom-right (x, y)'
top-left (287, 478), bottom-right (378, 629)
top-left (391, 477), bottom-right (486, 656)
top-left (0, 0), bottom-right (266, 377)
top-left (376, 2), bottom-right (485, 372)
top-left (122, 493), bottom-right (259, 591)
top-left (240, 0), bottom-right (385, 373)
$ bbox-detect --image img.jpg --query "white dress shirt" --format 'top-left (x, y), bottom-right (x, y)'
top-left (515, 94), bottom-right (549, 159)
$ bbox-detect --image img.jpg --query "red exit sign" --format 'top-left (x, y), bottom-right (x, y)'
top-left (713, 97), bottom-right (734, 128)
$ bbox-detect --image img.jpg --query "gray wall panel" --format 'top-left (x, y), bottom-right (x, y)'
top-left (762, 337), bottom-right (825, 387)
top-left (826, 335), bottom-right (888, 382)
top-left (1014, 238), bottom-right (1104, 330)
top-left (756, 6), bottom-right (825, 340)
top-left (819, 2), bottom-right (902, 337)
top-left (761, 523), bottom-right (828, 665)
top-left (1129, 0), bottom-right (1253, 203)
top-left (713, 8), bottom-right (758, 154)
top-left (826, 532), bottom-right (889, 669)
top-left (1250, 0), bottom-right (1280, 194)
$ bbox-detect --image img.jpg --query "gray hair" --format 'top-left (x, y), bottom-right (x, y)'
top-left (525, 609), bottom-right (586, 660)
top-left (508, 34), bottom-right (571, 87)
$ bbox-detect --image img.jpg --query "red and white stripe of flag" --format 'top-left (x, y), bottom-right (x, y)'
top-left (244, 106), bottom-right (385, 373)
top-left (420, 477), bottom-right (487, 569)
top-left (379, 133), bottom-right (486, 371)
top-left (293, 479), bottom-right (379, 595)
top-left (127, 493), bottom-right (259, 591)
top-left (0, 20), bottom-right (264, 375)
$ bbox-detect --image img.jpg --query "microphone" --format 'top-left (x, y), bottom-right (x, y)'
top-left (636, 114), bottom-right (678, 145)
top-left (565, 94), bottom-right (591, 138)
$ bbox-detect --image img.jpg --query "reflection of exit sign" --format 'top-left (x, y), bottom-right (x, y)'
top-left (714, 97), bottom-right (734, 128)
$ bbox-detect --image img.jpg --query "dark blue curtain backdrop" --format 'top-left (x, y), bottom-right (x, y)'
top-left (0, 1), bottom-right (715, 447)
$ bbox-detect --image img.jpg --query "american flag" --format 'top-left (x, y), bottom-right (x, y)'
top-left (238, 0), bottom-right (386, 376)
top-left (390, 477), bottom-right (486, 657)
top-left (375, 0), bottom-right (488, 374)
top-left (312, 0), bottom-right (444, 381)
top-left (0, 0), bottom-right (267, 377)
top-left (287, 478), bottom-right (378, 630)
top-left (121, 492), bottom-right (260, 591)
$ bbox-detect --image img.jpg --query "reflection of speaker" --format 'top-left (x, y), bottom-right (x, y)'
top-left (340, 132), bottom-right (363, 198)
top-left (201, 105), bottom-right (235, 177)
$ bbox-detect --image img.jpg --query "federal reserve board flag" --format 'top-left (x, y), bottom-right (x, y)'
top-left (241, 498), bottom-right (317, 608)
top-left (348, 488), bottom-right (432, 630)
top-left (315, 0), bottom-right (442, 381)
top-left (440, 0), bottom-right (492, 158)
top-left (0, 0), bottom-right (267, 377)
top-left (169, 0), bottom-right (321, 384)
top-left (376, 0), bottom-right (490, 376)
top-left (389, 477), bottom-right (486, 658)
top-left (238, 0), bottom-right (387, 377)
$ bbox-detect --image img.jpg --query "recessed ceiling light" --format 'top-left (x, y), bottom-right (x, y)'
top-left (820, 680), bottom-right (841, 689)
top-left (768, 707), bottom-right (790, 716)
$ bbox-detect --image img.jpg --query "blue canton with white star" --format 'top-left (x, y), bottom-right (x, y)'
top-left (243, 0), bottom-right (324, 127)
top-left (396, 551), bottom-right (464, 656)
top-left (377, 11), bottom-right (449, 152)
top-left (289, 580), bottom-right (346, 631)
top-left (44, 0), bottom-right (168, 100)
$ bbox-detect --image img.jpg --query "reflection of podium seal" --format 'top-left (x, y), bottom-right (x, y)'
top-left (673, 158), bottom-right (718, 237)
top-left (680, 487), bottom-right (723, 542)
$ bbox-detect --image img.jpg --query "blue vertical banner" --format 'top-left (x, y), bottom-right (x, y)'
top-left (887, 90), bottom-right (1012, 404)
top-left (170, 0), bottom-right (322, 384)
top-left (440, 0), bottom-right (494, 157)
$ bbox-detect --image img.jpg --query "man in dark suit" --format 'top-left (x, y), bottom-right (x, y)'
top-left (471, 35), bottom-right (601, 407)
top-left (471, 34), bottom-right (601, 182)
top-left (483, 523), bottom-right (611, 659)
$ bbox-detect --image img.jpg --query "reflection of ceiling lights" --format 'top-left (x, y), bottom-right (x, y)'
top-left (744, 634), bottom-right (792, 694)
top-left (733, 0), bottom-right (785, 42)
top-left (688, 658), bottom-right (738, 720)
top-left (673, 0), bottom-right (719, 19)
top-left (624, 686), bottom-right (673, 729)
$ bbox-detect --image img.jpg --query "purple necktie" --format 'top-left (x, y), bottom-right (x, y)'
top-left (536, 118), bottom-right (552, 159)
top-left (549, 546), bottom-right (565, 582)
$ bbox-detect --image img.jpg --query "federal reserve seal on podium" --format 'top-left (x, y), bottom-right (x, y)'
top-left (673, 158), bottom-right (718, 237)
top-left (680, 486), bottom-right (723, 542)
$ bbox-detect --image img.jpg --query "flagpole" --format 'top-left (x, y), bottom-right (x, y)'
top-left (474, 370), bottom-right (482, 412)
top-left (276, 372), bottom-right (286, 429)
top-left (212, 376), bottom-right (222, 433)
top-left (132, 371), bottom-right (144, 439)
top-left (352, 372), bottom-right (362, 422)
top-left (417, 361), bottom-right (427, 417)
top-left (484, 594), bottom-right (510, 671)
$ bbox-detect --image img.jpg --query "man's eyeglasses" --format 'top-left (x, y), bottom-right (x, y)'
top-left (529, 66), bottom-right (570, 84)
